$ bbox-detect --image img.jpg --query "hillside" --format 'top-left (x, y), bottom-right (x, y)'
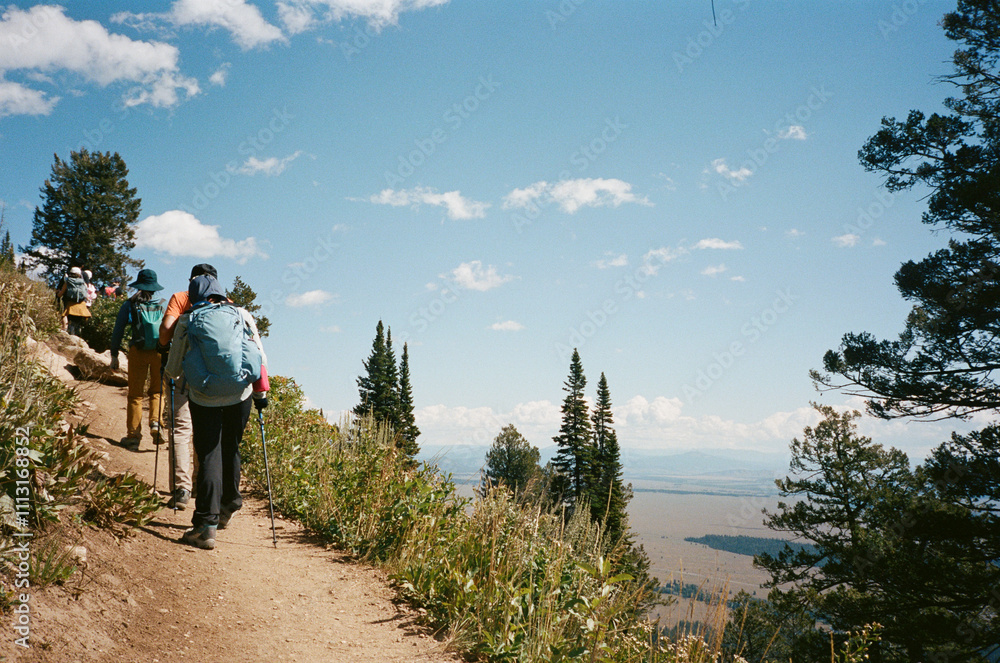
top-left (6, 334), bottom-right (456, 663)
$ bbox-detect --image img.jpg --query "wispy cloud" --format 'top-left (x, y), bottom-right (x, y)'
top-left (832, 233), bottom-right (860, 248)
top-left (490, 320), bottom-right (524, 331)
top-left (134, 210), bottom-right (266, 262)
top-left (779, 125), bottom-right (807, 140)
top-left (701, 264), bottom-right (727, 277)
top-left (114, 0), bottom-right (286, 50)
top-left (640, 246), bottom-right (685, 276)
top-left (448, 261), bottom-right (513, 291)
top-left (278, 0), bottom-right (451, 33)
top-left (286, 289), bottom-right (335, 307)
top-left (694, 238), bottom-right (743, 250)
top-left (786, 228), bottom-right (805, 238)
top-left (209, 63), bottom-right (231, 86)
top-left (235, 151), bottom-right (304, 176)
top-left (711, 158), bottom-right (753, 183)
top-left (502, 178), bottom-right (651, 214)
top-left (0, 5), bottom-right (199, 115)
top-left (369, 187), bottom-right (489, 220)
top-left (595, 252), bottom-right (628, 269)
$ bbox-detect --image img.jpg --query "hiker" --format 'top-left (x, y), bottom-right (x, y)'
top-left (165, 274), bottom-right (268, 550)
top-left (103, 277), bottom-right (122, 298)
top-left (155, 263), bottom-right (219, 510)
top-left (55, 266), bottom-right (91, 336)
top-left (83, 270), bottom-right (97, 307)
top-left (109, 269), bottom-right (166, 451)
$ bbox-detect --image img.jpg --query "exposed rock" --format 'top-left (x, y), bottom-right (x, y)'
top-left (25, 336), bottom-right (76, 383)
top-left (74, 346), bottom-right (128, 386)
top-left (45, 330), bottom-right (90, 358)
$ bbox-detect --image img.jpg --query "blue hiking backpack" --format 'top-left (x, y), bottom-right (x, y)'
top-left (130, 299), bottom-right (164, 351)
top-left (183, 302), bottom-right (263, 401)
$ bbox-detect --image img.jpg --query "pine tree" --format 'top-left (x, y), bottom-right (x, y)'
top-left (0, 204), bottom-right (13, 267)
top-left (226, 275), bottom-right (271, 337)
top-left (395, 342), bottom-right (420, 459)
top-left (590, 373), bottom-right (630, 544)
top-left (21, 149), bottom-right (142, 286)
top-left (551, 349), bottom-right (593, 508)
top-left (354, 320), bottom-right (400, 427)
top-left (482, 424), bottom-right (541, 498)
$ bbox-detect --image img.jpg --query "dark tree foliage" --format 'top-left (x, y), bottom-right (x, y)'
top-left (550, 348), bottom-right (592, 508)
top-left (226, 275), bottom-right (271, 338)
top-left (354, 320), bottom-right (400, 426)
top-left (814, 0), bottom-right (1000, 421)
top-left (481, 424), bottom-right (541, 498)
top-left (759, 404), bottom-right (999, 662)
top-left (589, 373), bottom-right (630, 546)
top-left (395, 342), bottom-right (420, 459)
top-left (0, 231), bottom-right (12, 267)
top-left (21, 149), bottom-right (142, 287)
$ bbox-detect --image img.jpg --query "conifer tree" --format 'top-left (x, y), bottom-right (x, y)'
top-left (226, 275), bottom-right (271, 337)
top-left (21, 149), bottom-right (141, 286)
top-left (354, 320), bottom-right (399, 426)
top-left (395, 342), bottom-right (420, 459)
top-left (590, 373), bottom-right (630, 544)
top-left (551, 349), bottom-right (593, 508)
top-left (0, 231), bottom-right (13, 267)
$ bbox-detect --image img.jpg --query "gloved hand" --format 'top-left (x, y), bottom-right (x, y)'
top-left (110, 354), bottom-right (119, 371)
top-left (253, 395), bottom-right (268, 411)
top-left (157, 342), bottom-right (170, 372)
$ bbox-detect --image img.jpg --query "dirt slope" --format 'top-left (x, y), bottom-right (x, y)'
top-left (7, 371), bottom-right (458, 663)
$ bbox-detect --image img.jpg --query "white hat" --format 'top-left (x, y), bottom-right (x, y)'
top-left (69, 267), bottom-right (82, 276)
top-left (83, 269), bottom-right (92, 278)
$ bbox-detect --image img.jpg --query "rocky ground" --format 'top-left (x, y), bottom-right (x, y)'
top-left (5, 334), bottom-right (458, 663)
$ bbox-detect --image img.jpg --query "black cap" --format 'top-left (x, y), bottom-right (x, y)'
top-left (190, 263), bottom-right (218, 279)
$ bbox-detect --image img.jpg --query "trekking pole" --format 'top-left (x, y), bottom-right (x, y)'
top-left (257, 410), bottom-right (277, 548)
top-left (169, 379), bottom-right (177, 509)
top-left (154, 373), bottom-right (163, 493)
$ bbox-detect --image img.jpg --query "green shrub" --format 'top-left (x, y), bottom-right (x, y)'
top-left (83, 473), bottom-right (161, 533)
top-left (76, 295), bottom-right (121, 353)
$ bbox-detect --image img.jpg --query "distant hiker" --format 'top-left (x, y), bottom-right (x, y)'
top-left (103, 277), bottom-right (122, 298)
top-left (83, 269), bottom-right (97, 307)
top-left (109, 269), bottom-right (166, 451)
top-left (156, 263), bottom-right (219, 510)
top-left (56, 266), bottom-right (91, 336)
top-left (165, 274), bottom-right (269, 550)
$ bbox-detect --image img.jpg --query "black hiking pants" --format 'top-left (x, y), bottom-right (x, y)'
top-left (189, 397), bottom-right (253, 528)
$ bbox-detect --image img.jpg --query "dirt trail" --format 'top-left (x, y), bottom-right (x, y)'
top-left (9, 373), bottom-right (457, 663)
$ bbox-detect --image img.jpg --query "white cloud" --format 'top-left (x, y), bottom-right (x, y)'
top-left (712, 158), bottom-right (753, 183)
top-left (832, 233), bottom-right (860, 248)
top-left (693, 238), bottom-right (743, 250)
top-left (595, 252), bottom-right (628, 269)
top-left (276, 0), bottom-right (450, 33)
top-left (368, 187), bottom-right (489, 220)
top-left (209, 63), bottom-right (231, 86)
top-left (449, 261), bottom-right (513, 291)
top-left (286, 289), bottom-right (334, 307)
top-left (133, 210), bottom-right (267, 263)
top-left (0, 80), bottom-right (57, 117)
top-left (640, 246), bottom-right (685, 276)
top-left (321, 325), bottom-right (342, 333)
top-left (786, 228), bottom-right (804, 238)
top-left (701, 264), bottom-right (727, 277)
top-left (872, 238), bottom-right (887, 247)
top-left (731, 275), bottom-right (746, 282)
top-left (778, 125), bottom-right (807, 140)
top-left (502, 178), bottom-right (651, 214)
top-left (0, 5), bottom-right (199, 112)
top-left (235, 151), bottom-right (304, 176)
top-left (116, 0), bottom-right (286, 50)
top-left (490, 320), bottom-right (524, 331)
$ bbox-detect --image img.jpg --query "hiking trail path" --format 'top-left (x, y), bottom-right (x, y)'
top-left (8, 368), bottom-right (459, 663)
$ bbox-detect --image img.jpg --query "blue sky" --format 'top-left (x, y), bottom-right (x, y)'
top-left (1, 0), bottom-right (983, 459)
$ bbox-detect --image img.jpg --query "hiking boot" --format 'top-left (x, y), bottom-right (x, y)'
top-left (120, 436), bottom-right (140, 451)
top-left (150, 423), bottom-right (163, 445)
top-left (218, 509), bottom-right (238, 530)
top-left (167, 488), bottom-right (190, 510)
top-left (181, 524), bottom-right (216, 550)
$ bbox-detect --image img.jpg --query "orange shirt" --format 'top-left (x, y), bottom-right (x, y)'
top-left (164, 291), bottom-right (191, 319)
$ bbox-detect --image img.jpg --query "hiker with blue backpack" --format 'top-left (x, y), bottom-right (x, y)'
top-left (56, 266), bottom-right (91, 336)
top-left (165, 273), bottom-right (269, 550)
top-left (109, 269), bottom-right (166, 451)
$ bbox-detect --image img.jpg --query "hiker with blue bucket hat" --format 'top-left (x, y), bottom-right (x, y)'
top-left (109, 269), bottom-right (166, 451)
